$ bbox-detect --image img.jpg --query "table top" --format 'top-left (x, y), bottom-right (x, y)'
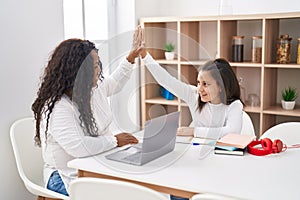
top-left (68, 139), bottom-right (300, 200)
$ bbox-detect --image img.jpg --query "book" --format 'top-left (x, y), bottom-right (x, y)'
top-left (216, 133), bottom-right (256, 149)
top-left (214, 146), bottom-right (246, 156)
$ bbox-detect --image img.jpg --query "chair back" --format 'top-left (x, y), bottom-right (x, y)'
top-left (10, 117), bottom-right (68, 199)
top-left (260, 122), bottom-right (300, 146)
top-left (10, 118), bottom-right (43, 185)
top-left (69, 177), bottom-right (168, 200)
top-left (241, 111), bottom-right (255, 136)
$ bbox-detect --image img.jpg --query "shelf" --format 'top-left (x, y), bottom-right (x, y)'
top-left (180, 101), bottom-right (188, 107)
top-left (180, 60), bottom-right (209, 66)
top-left (229, 62), bottom-right (262, 67)
top-left (156, 59), bottom-right (178, 65)
top-left (244, 106), bottom-right (261, 113)
top-left (263, 105), bottom-right (300, 117)
top-left (264, 64), bottom-right (300, 69)
top-left (145, 97), bottom-right (179, 106)
top-left (140, 12), bottom-right (300, 134)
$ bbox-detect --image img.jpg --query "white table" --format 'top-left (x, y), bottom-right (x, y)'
top-left (68, 140), bottom-right (300, 199)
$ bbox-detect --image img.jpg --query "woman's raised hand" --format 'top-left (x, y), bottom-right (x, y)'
top-left (133, 25), bottom-right (144, 50)
top-left (127, 26), bottom-right (146, 63)
top-left (136, 26), bottom-right (147, 58)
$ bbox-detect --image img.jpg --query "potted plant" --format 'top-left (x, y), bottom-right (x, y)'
top-left (281, 87), bottom-right (298, 110)
top-left (164, 42), bottom-right (175, 60)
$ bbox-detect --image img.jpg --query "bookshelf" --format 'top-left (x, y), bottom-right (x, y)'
top-left (139, 12), bottom-right (300, 136)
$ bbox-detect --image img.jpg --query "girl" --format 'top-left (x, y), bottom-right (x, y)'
top-left (140, 50), bottom-right (243, 141)
top-left (140, 50), bottom-right (243, 200)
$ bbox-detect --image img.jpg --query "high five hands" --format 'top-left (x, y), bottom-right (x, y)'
top-left (133, 25), bottom-right (145, 50)
top-left (126, 25), bottom-right (147, 63)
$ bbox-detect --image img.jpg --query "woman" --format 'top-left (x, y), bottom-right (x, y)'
top-left (32, 38), bottom-right (141, 195)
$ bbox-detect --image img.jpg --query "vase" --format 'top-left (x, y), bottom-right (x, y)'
top-left (281, 100), bottom-right (296, 110)
top-left (165, 52), bottom-right (175, 60)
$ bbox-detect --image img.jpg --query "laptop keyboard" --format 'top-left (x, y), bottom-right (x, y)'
top-left (122, 152), bottom-right (142, 163)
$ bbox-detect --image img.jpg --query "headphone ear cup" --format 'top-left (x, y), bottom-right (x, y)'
top-left (261, 138), bottom-right (273, 153)
top-left (272, 139), bottom-right (283, 153)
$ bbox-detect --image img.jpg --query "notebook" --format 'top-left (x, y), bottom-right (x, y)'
top-left (216, 133), bottom-right (256, 149)
top-left (105, 112), bottom-right (180, 165)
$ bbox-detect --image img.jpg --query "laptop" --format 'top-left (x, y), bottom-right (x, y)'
top-left (105, 111), bottom-right (180, 165)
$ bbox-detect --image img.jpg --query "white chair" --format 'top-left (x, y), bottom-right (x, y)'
top-left (260, 122), bottom-right (300, 146)
top-left (191, 193), bottom-right (241, 200)
top-left (10, 117), bottom-right (69, 200)
top-left (240, 111), bottom-right (255, 136)
top-left (69, 177), bottom-right (169, 200)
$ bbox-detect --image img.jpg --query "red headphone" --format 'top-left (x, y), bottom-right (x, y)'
top-left (247, 138), bottom-right (287, 156)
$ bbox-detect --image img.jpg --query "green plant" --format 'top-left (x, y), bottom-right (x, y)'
top-left (281, 87), bottom-right (298, 101)
top-left (164, 43), bottom-right (175, 52)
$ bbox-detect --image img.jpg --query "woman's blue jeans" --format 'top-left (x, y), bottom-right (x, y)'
top-left (170, 194), bottom-right (189, 200)
top-left (46, 170), bottom-right (69, 196)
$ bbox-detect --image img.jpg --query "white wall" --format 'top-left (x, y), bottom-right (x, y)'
top-left (135, 0), bottom-right (300, 18)
top-left (0, 0), bottom-right (64, 199)
top-left (107, 0), bottom-right (142, 132)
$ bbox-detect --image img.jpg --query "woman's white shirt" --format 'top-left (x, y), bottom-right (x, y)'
top-left (142, 53), bottom-right (243, 139)
top-left (40, 57), bottom-right (134, 190)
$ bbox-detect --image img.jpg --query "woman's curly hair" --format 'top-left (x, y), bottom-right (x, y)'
top-left (32, 39), bottom-right (103, 147)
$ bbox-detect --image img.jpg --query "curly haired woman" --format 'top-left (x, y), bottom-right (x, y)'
top-left (32, 33), bottom-right (142, 195)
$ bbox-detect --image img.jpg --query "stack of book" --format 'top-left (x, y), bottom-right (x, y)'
top-left (214, 133), bottom-right (256, 156)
